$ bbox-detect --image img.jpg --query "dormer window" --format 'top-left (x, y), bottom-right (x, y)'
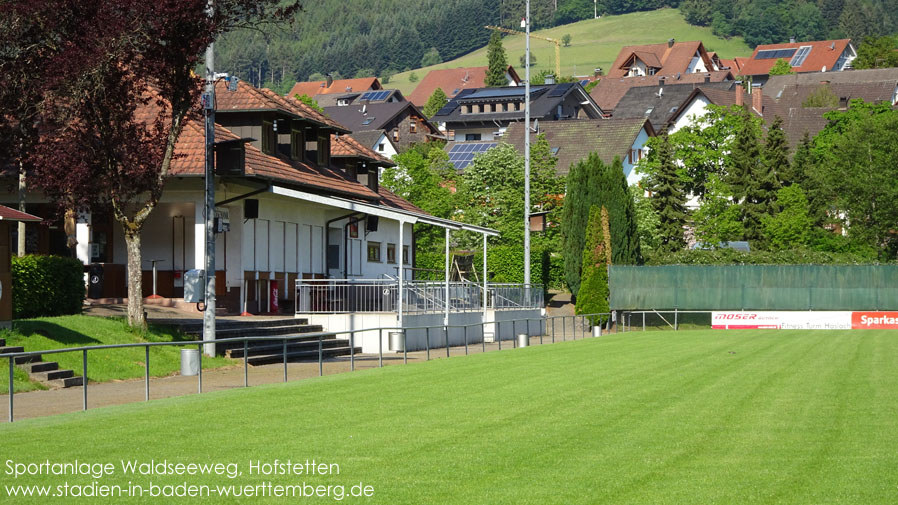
top-left (261, 120), bottom-right (275, 155)
top-left (337, 98), bottom-right (351, 106)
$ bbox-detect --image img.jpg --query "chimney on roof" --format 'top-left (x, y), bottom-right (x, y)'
top-left (326, 74), bottom-right (333, 88)
top-left (704, 73), bottom-right (711, 83)
top-left (668, 38), bottom-right (675, 48)
top-left (790, 37), bottom-right (796, 43)
top-left (594, 68), bottom-right (603, 77)
top-left (752, 87), bottom-right (763, 115)
top-left (658, 76), bottom-right (666, 85)
top-left (735, 85), bottom-right (744, 107)
top-left (346, 86), bottom-right (352, 92)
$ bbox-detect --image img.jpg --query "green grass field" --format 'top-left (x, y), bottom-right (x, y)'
top-left (2, 330), bottom-right (897, 504)
top-left (1, 316), bottom-right (235, 393)
top-left (389, 8), bottom-right (752, 95)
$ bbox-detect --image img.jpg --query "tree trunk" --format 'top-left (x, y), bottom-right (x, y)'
top-left (17, 162), bottom-right (26, 257)
top-left (123, 224), bottom-right (146, 331)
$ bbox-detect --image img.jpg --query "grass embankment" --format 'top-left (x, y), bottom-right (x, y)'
top-left (389, 8), bottom-right (752, 95)
top-left (0, 316), bottom-right (235, 393)
top-left (2, 330), bottom-right (896, 504)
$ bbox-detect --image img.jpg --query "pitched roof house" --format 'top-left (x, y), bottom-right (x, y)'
top-left (322, 101), bottom-right (441, 150)
top-left (432, 83), bottom-right (604, 142)
top-left (739, 39), bottom-right (856, 76)
top-left (408, 66), bottom-right (521, 107)
top-left (503, 118), bottom-right (655, 183)
top-left (610, 79), bottom-right (735, 131)
top-left (608, 40), bottom-right (718, 78)
top-left (287, 77), bottom-right (383, 99)
top-left (590, 71), bottom-right (734, 114)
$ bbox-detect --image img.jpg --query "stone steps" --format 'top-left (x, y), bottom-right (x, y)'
top-left (243, 345), bottom-right (361, 366)
top-left (2, 344), bottom-right (84, 389)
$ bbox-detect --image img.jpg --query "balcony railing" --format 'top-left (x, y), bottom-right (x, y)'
top-left (295, 279), bottom-right (543, 314)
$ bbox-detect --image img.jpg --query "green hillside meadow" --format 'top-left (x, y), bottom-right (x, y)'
top-left (2, 329), bottom-right (896, 503)
top-left (391, 8), bottom-right (752, 95)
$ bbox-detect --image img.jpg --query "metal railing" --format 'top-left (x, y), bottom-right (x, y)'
top-left (1, 312), bottom-right (611, 423)
top-left (295, 278), bottom-right (543, 314)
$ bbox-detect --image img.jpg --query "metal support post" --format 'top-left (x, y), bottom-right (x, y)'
top-left (283, 339), bottom-right (288, 383)
top-left (144, 345), bottom-right (150, 401)
top-left (426, 327), bottom-right (430, 360)
top-left (197, 343), bottom-right (203, 393)
top-left (244, 340), bottom-right (249, 387)
top-left (82, 350), bottom-right (88, 411)
top-left (378, 328), bottom-right (383, 368)
top-left (350, 332), bottom-right (355, 371)
top-left (318, 336), bottom-right (323, 376)
top-left (8, 358), bottom-right (14, 423)
top-left (445, 326), bottom-right (450, 358)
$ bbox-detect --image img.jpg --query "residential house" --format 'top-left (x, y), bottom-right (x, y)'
top-left (610, 79), bottom-right (736, 131)
top-left (314, 89), bottom-right (406, 108)
top-left (349, 129), bottom-right (399, 159)
top-left (739, 39), bottom-right (856, 81)
top-left (589, 70), bottom-right (733, 114)
top-left (322, 101), bottom-right (441, 151)
top-left (408, 66), bottom-right (521, 107)
top-left (607, 40), bottom-right (719, 78)
top-left (503, 118), bottom-right (655, 183)
top-left (287, 77), bottom-right (382, 99)
top-left (432, 83), bottom-right (604, 143)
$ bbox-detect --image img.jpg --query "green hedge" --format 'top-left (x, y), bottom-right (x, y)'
top-left (12, 255), bottom-right (85, 318)
top-left (644, 248), bottom-right (888, 266)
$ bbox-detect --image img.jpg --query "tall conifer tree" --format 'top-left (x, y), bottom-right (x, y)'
top-left (485, 30), bottom-right (508, 87)
top-left (650, 129), bottom-right (687, 252)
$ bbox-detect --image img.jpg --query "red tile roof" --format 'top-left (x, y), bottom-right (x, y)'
top-left (589, 70), bottom-right (733, 112)
top-left (739, 39), bottom-right (854, 76)
top-left (608, 41), bottom-right (714, 78)
top-left (408, 66), bottom-right (521, 106)
top-left (0, 205), bottom-right (41, 222)
top-left (287, 78), bottom-right (382, 98)
top-left (170, 120), bottom-right (379, 200)
top-left (214, 79), bottom-right (349, 132)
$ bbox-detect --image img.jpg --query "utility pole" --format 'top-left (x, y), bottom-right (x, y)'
top-left (522, 2), bottom-right (531, 292)
top-left (203, 0), bottom-right (217, 356)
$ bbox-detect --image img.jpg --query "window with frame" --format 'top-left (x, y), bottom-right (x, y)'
top-left (402, 245), bottom-right (410, 265)
top-left (290, 129), bottom-right (304, 160)
top-left (261, 120), bottom-right (275, 155)
top-left (367, 241), bottom-right (381, 262)
top-left (465, 133), bottom-right (481, 141)
top-left (409, 120), bottom-right (417, 133)
top-left (378, 143), bottom-right (385, 151)
top-left (393, 129), bottom-right (399, 142)
top-left (386, 243), bottom-right (396, 263)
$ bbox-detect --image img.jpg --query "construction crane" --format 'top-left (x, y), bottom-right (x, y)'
top-left (485, 25), bottom-right (561, 79)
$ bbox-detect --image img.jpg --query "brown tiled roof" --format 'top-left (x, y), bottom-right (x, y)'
top-left (287, 78), bottom-right (382, 98)
top-left (589, 70), bottom-right (733, 112)
top-left (771, 81), bottom-right (896, 109)
top-left (408, 66), bottom-right (521, 106)
top-left (608, 41), bottom-right (714, 78)
top-left (0, 205), bottom-right (40, 222)
top-left (331, 134), bottom-right (395, 166)
top-left (502, 118), bottom-right (653, 175)
top-left (740, 39), bottom-right (854, 76)
top-left (214, 79), bottom-right (349, 132)
top-left (170, 120), bottom-right (379, 200)
top-left (763, 68), bottom-right (898, 98)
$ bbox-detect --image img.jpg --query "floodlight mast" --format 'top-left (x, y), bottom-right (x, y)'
top-left (523, 3), bottom-right (532, 291)
top-left (203, 0), bottom-right (216, 356)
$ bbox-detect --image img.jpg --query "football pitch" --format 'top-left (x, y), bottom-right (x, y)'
top-left (1, 330), bottom-right (896, 504)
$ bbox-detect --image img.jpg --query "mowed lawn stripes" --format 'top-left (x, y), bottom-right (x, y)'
top-left (1, 330), bottom-right (896, 504)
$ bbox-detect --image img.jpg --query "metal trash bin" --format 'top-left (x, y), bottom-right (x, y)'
top-left (517, 333), bottom-right (529, 348)
top-left (180, 348), bottom-right (200, 376)
top-left (593, 326), bottom-right (602, 337)
top-left (389, 331), bottom-right (405, 352)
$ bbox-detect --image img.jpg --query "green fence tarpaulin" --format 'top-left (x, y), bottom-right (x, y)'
top-left (609, 265), bottom-right (898, 310)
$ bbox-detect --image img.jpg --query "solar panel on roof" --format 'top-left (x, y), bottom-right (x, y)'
top-left (547, 82), bottom-right (574, 97)
top-left (756, 48), bottom-right (797, 60)
top-left (462, 87), bottom-right (545, 100)
top-left (446, 142), bottom-right (498, 170)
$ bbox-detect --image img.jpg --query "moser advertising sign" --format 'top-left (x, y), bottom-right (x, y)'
top-left (712, 311), bottom-right (852, 330)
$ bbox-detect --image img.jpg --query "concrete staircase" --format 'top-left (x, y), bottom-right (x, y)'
top-left (175, 319), bottom-right (360, 366)
top-left (0, 338), bottom-right (84, 389)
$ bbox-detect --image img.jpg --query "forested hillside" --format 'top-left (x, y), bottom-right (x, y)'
top-left (680, 0), bottom-right (898, 47)
top-left (215, 0), bottom-right (898, 94)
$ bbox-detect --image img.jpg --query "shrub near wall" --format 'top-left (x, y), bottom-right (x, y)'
top-left (11, 255), bottom-right (85, 318)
